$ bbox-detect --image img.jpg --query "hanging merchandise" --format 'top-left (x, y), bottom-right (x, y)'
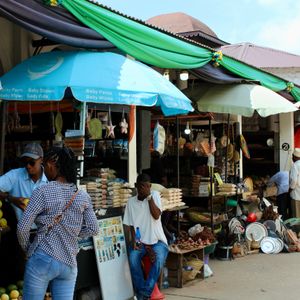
top-left (210, 134), bottom-right (216, 154)
top-left (119, 108), bottom-right (128, 134)
top-left (189, 123), bottom-right (194, 142)
top-left (89, 109), bottom-right (103, 140)
top-left (153, 121), bottom-right (166, 155)
top-left (178, 135), bottom-right (186, 150)
top-left (105, 106), bottom-right (116, 139)
top-left (13, 102), bottom-right (20, 130)
top-left (220, 135), bottom-right (230, 148)
top-left (29, 101), bottom-right (33, 133)
top-left (240, 134), bottom-right (250, 159)
top-left (199, 139), bottom-right (211, 156)
top-left (55, 103), bottom-right (63, 141)
top-left (6, 103), bottom-right (14, 133)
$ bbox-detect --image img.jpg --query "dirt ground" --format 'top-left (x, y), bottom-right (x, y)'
top-left (164, 252), bottom-right (300, 300)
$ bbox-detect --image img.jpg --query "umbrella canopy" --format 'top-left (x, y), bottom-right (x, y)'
top-left (0, 51), bottom-right (193, 116)
top-left (189, 83), bottom-right (297, 117)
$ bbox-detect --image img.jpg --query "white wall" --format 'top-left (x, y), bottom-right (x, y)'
top-left (279, 112), bottom-right (294, 171)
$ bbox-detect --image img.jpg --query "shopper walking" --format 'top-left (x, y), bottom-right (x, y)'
top-left (290, 148), bottom-right (300, 218)
top-left (17, 147), bottom-right (99, 300)
top-left (123, 173), bottom-right (168, 300)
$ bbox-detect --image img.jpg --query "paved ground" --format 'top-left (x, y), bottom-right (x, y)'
top-left (163, 252), bottom-right (300, 300)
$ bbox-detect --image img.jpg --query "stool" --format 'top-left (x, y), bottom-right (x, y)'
top-left (142, 256), bottom-right (165, 300)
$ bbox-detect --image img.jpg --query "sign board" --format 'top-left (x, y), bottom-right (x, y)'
top-left (93, 216), bottom-right (134, 300)
top-left (282, 143), bottom-right (290, 151)
top-left (214, 173), bottom-right (223, 185)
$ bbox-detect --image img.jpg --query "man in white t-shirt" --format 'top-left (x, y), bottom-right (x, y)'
top-left (123, 174), bottom-right (168, 300)
top-left (290, 148), bottom-right (300, 217)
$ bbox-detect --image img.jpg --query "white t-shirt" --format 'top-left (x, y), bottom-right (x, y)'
top-left (290, 160), bottom-right (300, 200)
top-left (123, 190), bottom-right (167, 245)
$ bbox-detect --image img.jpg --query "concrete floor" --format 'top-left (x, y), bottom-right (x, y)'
top-left (163, 252), bottom-right (300, 300)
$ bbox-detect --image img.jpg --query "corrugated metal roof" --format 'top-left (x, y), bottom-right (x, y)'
top-left (221, 42), bottom-right (300, 68)
top-left (147, 12), bottom-right (217, 36)
top-left (146, 12), bottom-right (228, 47)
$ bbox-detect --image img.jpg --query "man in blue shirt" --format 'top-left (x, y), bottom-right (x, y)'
top-left (0, 142), bottom-right (48, 285)
top-left (0, 142), bottom-right (48, 219)
top-left (268, 171), bottom-right (289, 220)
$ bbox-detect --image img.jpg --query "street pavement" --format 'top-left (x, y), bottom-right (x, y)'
top-left (164, 252), bottom-right (300, 300)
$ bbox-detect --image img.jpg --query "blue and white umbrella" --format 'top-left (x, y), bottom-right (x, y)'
top-left (0, 51), bottom-right (193, 116)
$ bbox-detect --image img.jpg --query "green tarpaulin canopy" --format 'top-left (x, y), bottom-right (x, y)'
top-left (45, 0), bottom-right (300, 102)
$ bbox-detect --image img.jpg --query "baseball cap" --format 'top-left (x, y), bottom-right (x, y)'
top-left (21, 143), bottom-right (44, 160)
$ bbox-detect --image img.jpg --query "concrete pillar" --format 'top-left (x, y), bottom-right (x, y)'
top-left (128, 106), bottom-right (137, 186)
top-left (279, 112), bottom-right (294, 171)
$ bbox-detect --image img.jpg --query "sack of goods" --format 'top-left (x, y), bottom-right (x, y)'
top-left (160, 188), bottom-right (185, 210)
top-left (216, 183), bottom-right (236, 196)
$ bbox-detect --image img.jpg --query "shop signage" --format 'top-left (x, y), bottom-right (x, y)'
top-left (93, 216), bottom-right (134, 300)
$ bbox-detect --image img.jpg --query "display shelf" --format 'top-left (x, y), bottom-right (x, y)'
top-left (242, 130), bottom-right (279, 176)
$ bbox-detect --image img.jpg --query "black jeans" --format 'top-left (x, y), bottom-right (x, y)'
top-left (277, 192), bottom-right (290, 220)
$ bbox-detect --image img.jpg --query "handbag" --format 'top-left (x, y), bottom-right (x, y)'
top-left (47, 190), bottom-right (80, 233)
top-left (29, 190), bottom-right (80, 256)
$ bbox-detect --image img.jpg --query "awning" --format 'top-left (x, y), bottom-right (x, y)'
top-left (1, 0), bottom-right (300, 101)
top-left (0, 0), bottom-right (114, 49)
top-left (0, 51), bottom-right (194, 116)
top-left (186, 83), bottom-right (297, 117)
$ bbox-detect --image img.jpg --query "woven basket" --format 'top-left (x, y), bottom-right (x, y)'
top-left (264, 185), bottom-right (277, 197)
top-left (182, 254), bottom-right (203, 282)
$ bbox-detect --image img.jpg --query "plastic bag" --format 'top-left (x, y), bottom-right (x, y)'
top-left (188, 224), bottom-right (203, 237)
top-left (153, 122), bottom-right (166, 155)
top-left (204, 264), bottom-right (213, 278)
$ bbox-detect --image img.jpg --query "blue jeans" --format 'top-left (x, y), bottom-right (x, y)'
top-left (129, 241), bottom-right (169, 298)
top-left (23, 248), bottom-right (77, 300)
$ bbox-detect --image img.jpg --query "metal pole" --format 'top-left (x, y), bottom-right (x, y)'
top-left (224, 114), bottom-right (230, 183)
top-left (0, 102), bottom-right (7, 175)
top-left (176, 116), bottom-right (180, 188)
top-left (209, 118), bottom-right (214, 230)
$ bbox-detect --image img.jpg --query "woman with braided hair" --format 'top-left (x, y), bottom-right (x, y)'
top-left (17, 147), bottom-right (99, 300)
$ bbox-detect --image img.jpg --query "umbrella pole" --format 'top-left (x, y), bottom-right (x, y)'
top-left (0, 102), bottom-right (6, 175)
top-left (209, 118), bottom-right (214, 230)
top-left (176, 116), bottom-right (180, 188)
top-left (224, 114), bottom-right (230, 183)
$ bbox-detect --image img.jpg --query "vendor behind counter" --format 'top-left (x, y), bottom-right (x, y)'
top-left (0, 143), bottom-right (48, 285)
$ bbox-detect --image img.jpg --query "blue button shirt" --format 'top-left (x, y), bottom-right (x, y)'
top-left (268, 171), bottom-right (289, 196)
top-left (0, 167), bottom-right (48, 221)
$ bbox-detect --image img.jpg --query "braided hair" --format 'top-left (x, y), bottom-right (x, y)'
top-left (44, 147), bottom-right (77, 184)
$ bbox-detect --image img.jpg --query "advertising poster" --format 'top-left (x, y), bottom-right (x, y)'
top-left (93, 216), bottom-right (134, 300)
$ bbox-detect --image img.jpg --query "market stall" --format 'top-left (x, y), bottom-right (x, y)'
top-left (0, 50), bottom-right (193, 296)
top-left (164, 81), bottom-right (300, 265)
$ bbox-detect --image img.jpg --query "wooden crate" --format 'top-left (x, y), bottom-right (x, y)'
top-left (166, 246), bottom-right (204, 288)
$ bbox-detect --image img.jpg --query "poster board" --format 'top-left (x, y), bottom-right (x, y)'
top-left (93, 216), bottom-right (134, 300)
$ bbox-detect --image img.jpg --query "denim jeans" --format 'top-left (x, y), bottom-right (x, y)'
top-left (23, 248), bottom-right (77, 300)
top-left (129, 241), bottom-right (169, 298)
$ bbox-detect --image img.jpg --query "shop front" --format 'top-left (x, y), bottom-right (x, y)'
top-left (0, 50), bottom-right (193, 298)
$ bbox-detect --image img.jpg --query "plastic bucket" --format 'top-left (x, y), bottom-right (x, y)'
top-left (226, 199), bottom-right (238, 207)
